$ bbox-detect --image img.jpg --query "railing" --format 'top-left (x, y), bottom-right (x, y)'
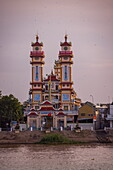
top-left (62, 100), bottom-right (78, 103)
top-left (107, 115), bottom-right (113, 118)
top-left (51, 99), bottom-right (59, 103)
top-left (59, 51), bottom-right (73, 55)
top-left (30, 51), bottom-right (44, 56)
top-left (63, 111), bottom-right (78, 115)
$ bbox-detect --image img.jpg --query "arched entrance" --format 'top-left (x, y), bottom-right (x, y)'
top-left (41, 115), bottom-right (53, 129)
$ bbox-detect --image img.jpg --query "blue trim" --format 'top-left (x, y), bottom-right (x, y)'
top-left (64, 65), bottom-right (68, 81)
top-left (35, 66), bottom-right (39, 81)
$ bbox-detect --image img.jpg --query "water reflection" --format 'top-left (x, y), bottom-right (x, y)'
top-left (0, 144), bottom-right (113, 170)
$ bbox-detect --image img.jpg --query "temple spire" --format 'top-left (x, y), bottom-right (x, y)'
top-left (65, 34), bottom-right (67, 42)
top-left (51, 69), bottom-right (53, 75)
top-left (36, 34), bottom-right (39, 42)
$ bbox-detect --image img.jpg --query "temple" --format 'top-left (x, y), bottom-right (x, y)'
top-left (27, 35), bottom-right (81, 129)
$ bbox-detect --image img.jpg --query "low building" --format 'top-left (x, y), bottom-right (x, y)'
top-left (106, 104), bottom-right (113, 128)
top-left (96, 104), bottom-right (109, 129)
top-left (78, 102), bottom-right (95, 130)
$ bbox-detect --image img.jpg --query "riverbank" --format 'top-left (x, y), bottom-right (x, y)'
top-left (0, 129), bottom-right (113, 144)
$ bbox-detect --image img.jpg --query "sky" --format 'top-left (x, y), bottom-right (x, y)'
top-left (0, 0), bottom-right (113, 104)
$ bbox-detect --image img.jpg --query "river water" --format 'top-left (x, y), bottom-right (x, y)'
top-left (0, 144), bottom-right (113, 170)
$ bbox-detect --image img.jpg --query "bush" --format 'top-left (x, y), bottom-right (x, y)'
top-left (39, 133), bottom-right (73, 144)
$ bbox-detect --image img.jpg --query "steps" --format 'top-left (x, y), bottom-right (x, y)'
top-left (96, 130), bottom-right (112, 143)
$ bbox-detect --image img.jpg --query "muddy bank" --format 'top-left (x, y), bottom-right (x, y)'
top-left (0, 129), bottom-right (113, 144)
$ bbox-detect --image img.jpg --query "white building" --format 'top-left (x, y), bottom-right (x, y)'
top-left (106, 104), bottom-right (113, 128)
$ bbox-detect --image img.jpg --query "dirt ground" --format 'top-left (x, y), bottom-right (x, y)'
top-left (0, 129), bottom-right (113, 144)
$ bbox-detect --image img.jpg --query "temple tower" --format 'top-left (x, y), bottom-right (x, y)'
top-left (30, 35), bottom-right (45, 108)
top-left (54, 35), bottom-right (81, 123)
top-left (58, 35), bottom-right (74, 111)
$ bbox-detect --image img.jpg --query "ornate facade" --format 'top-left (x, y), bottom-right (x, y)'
top-left (27, 35), bottom-right (81, 129)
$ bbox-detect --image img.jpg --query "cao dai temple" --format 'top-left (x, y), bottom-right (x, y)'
top-left (27, 35), bottom-right (81, 129)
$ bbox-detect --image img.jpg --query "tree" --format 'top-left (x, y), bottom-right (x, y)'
top-left (0, 90), bottom-right (2, 99)
top-left (0, 94), bottom-right (23, 128)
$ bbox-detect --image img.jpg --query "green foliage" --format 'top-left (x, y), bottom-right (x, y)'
top-left (0, 94), bottom-right (23, 127)
top-left (39, 133), bottom-right (74, 144)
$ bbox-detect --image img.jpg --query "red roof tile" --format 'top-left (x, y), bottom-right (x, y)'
top-left (40, 100), bottom-right (53, 105)
top-left (28, 112), bottom-right (38, 116)
top-left (32, 42), bottom-right (43, 46)
top-left (57, 112), bottom-right (66, 116)
top-left (30, 108), bottom-right (36, 111)
top-left (60, 42), bottom-right (71, 46)
top-left (44, 75), bottom-right (59, 81)
top-left (38, 107), bottom-right (56, 111)
top-left (58, 108), bottom-right (63, 111)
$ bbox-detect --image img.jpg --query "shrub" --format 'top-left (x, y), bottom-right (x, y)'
top-left (39, 133), bottom-right (73, 144)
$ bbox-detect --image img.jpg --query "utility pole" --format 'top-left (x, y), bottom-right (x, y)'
top-left (90, 94), bottom-right (94, 104)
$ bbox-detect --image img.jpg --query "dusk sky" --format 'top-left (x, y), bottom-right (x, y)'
top-left (0, 0), bottom-right (113, 104)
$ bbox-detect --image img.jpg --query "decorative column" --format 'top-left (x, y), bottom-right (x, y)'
top-left (53, 113), bottom-right (56, 128)
top-left (64, 116), bottom-right (67, 128)
top-left (27, 117), bottom-right (30, 128)
top-left (55, 116), bottom-right (58, 128)
top-left (38, 114), bottom-right (41, 128)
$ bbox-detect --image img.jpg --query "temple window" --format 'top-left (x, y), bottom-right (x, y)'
top-left (56, 95), bottom-right (58, 99)
top-left (64, 106), bottom-right (68, 111)
top-left (45, 95), bottom-right (49, 100)
top-left (81, 113), bottom-right (85, 116)
top-left (45, 85), bottom-right (48, 90)
top-left (35, 106), bottom-right (39, 109)
top-left (56, 85), bottom-right (58, 90)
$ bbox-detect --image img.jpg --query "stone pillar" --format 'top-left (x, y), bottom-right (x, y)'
top-left (27, 116), bottom-right (30, 128)
top-left (38, 114), bottom-right (41, 128)
top-left (53, 114), bottom-right (56, 128)
top-left (64, 116), bottom-right (67, 128)
top-left (55, 116), bottom-right (57, 128)
top-left (37, 116), bottom-right (39, 128)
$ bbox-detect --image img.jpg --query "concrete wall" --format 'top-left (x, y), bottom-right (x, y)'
top-left (79, 123), bottom-right (93, 130)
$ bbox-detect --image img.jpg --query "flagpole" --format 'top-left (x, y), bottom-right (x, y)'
top-left (49, 73), bottom-right (51, 101)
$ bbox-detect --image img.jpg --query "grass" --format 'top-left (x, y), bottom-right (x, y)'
top-left (37, 133), bottom-right (74, 144)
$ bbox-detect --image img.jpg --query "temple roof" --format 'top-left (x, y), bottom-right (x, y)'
top-left (30, 108), bottom-right (36, 111)
top-left (38, 100), bottom-right (58, 111)
top-left (31, 35), bottom-right (43, 46)
top-left (60, 35), bottom-right (71, 46)
top-left (58, 108), bottom-right (63, 111)
top-left (56, 112), bottom-right (66, 116)
top-left (38, 107), bottom-right (56, 111)
top-left (60, 42), bottom-right (71, 46)
top-left (28, 112), bottom-right (37, 116)
top-left (44, 75), bottom-right (59, 81)
top-left (44, 71), bottom-right (59, 81)
top-left (40, 100), bottom-right (53, 105)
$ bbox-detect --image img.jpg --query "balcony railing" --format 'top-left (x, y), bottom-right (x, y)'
top-left (30, 51), bottom-right (44, 56)
top-left (107, 114), bottom-right (113, 118)
top-left (59, 51), bottom-right (73, 55)
top-left (51, 99), bottom-right (59, 103)
top-left (106, 114), bottom-right (113, 120)
top-left (63, 110), bottom-right (78, 115)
